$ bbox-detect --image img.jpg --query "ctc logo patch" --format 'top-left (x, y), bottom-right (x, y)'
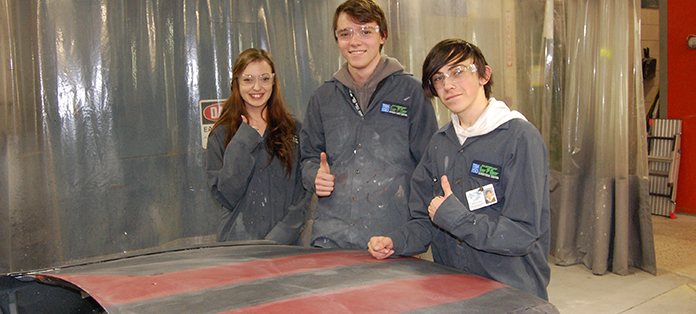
top-left (471, 160), bottom-right (501, 181)
top-left (381, 103), bottom-right (408, 117)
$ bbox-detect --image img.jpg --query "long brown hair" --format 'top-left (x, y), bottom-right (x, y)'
top-left (211, 48), bottom-right (297, 175)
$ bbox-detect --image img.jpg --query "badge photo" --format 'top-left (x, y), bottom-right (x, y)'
top-left (465, 183), bottom-right (497, 211)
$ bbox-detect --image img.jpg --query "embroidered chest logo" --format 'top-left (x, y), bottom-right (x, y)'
top-left (380, 103), bottom-right (408, 117)
top-left (470, 160), bottom-right (501, 180)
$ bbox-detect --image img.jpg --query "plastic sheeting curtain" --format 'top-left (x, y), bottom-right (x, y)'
top-left (0, 0), bottom-right (654, 276)
top-left (551, 0), bottom-right (655, 276)
top-left (0, 0), bottom-right (346, 274)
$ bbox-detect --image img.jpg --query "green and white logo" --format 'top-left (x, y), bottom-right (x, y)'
top-left (380, 103), bottom-right (408, 117)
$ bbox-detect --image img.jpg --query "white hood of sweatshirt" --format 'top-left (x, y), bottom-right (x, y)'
top-left (451, 98), bottom-right (527, 145)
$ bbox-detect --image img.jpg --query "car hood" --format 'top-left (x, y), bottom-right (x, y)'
top-left (2, 243), bottom-right (558, 313)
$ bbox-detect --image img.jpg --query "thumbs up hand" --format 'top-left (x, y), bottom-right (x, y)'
top-left (441, 175), bottom-right (453, 198)
top-left (241, 115), bottom-right (262, 135)
top-left (428, 175), bottom-right (452, 220)
top-left (315, 152), bottom-right (335, 197)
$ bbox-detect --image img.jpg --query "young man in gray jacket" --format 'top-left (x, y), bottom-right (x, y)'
top-left (368, 39), bottom-right (551, 300)
top-left (300, 0), bottom-right (438, 249)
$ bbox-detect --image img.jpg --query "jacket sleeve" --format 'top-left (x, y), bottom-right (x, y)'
top-left (432, 128), bottom-right (548, 256)
top-left (206, 123), bottom-right (263, 211)
top-left (299, 94), bottom-right (325, 193)
top-left (386, 142), bottom-right (439, 256)
top-left (266, 171), bottom-right (311, 244)
top-left (266, 122), bottom-right (312, 244)
top-left (408, 87), bottom-right (438, 164)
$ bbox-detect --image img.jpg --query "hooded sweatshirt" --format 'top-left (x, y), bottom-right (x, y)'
top-left (452, 98), bottom-right (528, 145)
top-left (333, 56), bottom-right (406, 112)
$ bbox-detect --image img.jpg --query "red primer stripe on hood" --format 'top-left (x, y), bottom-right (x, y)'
top-left (40, 251), bottom-right (385, 307)
top-left (220, 274), bottom-right (507, 314)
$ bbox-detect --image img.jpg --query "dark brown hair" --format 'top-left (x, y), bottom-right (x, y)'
top-left (332, 0), bottom-right (388, 51)
top-left (422, 38), bottom-right (493, 99)
top-left (211, 48), bottom-right (297, 175)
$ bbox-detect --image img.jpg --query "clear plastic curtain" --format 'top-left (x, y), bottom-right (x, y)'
top-left (550, 0), bottom-right (655, 275)
top-left (0, 0), bottom-right (351, 273)
top-left (0, 0), bottom-right (654, 275)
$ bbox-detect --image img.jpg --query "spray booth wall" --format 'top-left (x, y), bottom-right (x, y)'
top-left (2, 0), bottom-right (652, 276)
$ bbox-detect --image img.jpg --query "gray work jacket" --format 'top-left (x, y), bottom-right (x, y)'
top-left (207, 121), bottom-right (310, 244)
top-left (300, 71), bottom-right (438, 249)
top-left (387, 119), bottom-right (551, 300)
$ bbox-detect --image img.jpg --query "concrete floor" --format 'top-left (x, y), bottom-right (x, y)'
top-left (547, 213), bottom-right (696, 313)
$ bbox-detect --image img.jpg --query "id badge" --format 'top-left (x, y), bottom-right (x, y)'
top-left (465, 184), bottom-right (498, 211)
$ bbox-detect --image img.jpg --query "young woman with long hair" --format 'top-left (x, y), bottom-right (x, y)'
top-left (206, 48), bottom-right (310, 244)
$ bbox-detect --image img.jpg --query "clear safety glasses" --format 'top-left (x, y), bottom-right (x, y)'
top-left (335, 25), bottom-right (380, 41)
top-left (430, 64), bottom-right (478, 88)
top-left (238, 73), bottom-right (275, 87)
